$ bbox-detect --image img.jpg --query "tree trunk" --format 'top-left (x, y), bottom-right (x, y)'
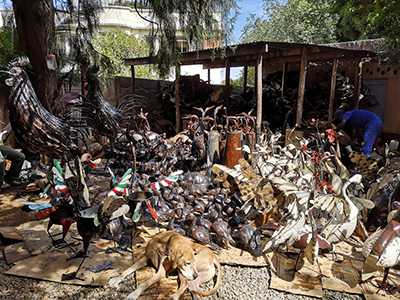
top-left (12, 0), bottom-right (61, 111)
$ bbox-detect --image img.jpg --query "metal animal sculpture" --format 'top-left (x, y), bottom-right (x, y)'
top-left (2, 57), bottom-right (71, 157)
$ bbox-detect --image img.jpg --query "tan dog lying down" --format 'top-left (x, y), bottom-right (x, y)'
top-left (108, 231), bottom-right (221, 300)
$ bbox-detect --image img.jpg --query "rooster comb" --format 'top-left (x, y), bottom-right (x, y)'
top-left (8, 57), bottom-right (30, 68)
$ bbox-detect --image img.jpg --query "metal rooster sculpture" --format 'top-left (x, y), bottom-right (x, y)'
top-left (49, 158), bottom-right (130, 280)
top-left (2, 57), bottom-right (71, 157)
top-left (81, 72), bottom-right (133, 145)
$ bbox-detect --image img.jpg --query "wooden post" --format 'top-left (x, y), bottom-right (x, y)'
top-left (353, 58), bottom-right (362, 110)
top-left (131, 65), bottom-right (135, 94)
top-left (207, 68), bottom-right (211, 83)
top-left (328, 58), bottom-right (339, 123)
top-left (175, 65), bottom-right (180, 134)
top-left (81, 65), bottom-right (87, 96)
top-left (295, 48), bottom-right (308, 127)
top-left (242, 65), bottom-right (248, 93)
top-left (281, 62), bottom-right (287, 97)
top-left (256, 53), bottom-right (263, 142)
top-left (224, 58), bottom-right (231, 106)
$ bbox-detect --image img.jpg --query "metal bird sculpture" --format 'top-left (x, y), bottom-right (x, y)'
top-left (2, 57), bottom-right (71, 157)
top-left (362, 183), bottom-right (400, 292)
top-left (81, 73), bottom-right (133, 145)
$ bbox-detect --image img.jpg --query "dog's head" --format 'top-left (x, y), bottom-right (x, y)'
top-left (167, 235), bottom-right (198, 281)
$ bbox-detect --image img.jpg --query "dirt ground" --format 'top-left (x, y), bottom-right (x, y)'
top-left (0, 185), bottom-right (38, 227)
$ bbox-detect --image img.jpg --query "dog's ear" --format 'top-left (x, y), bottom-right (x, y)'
top-left (170, 252), bottom-right (181, 269)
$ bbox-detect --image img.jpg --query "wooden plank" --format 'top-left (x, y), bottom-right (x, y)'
top-left (217, 245), bottom-right (269, 266)
top-left (180, 42), bottom-right (268, 63)
top-left (256, 53), bottom-right (263, 142)
top-left (125, 44), bottom-right (371, 71)
top-left (0, 226), bottom-right (24, 241)
top-left (281, 62), bottom-right (287, 97)
top-left (124, 56), bottom-right (159, 66)
top-left (203, 58), bottom-right (257, 69)
top-left (131, 65), bottom-right (135, 94)
top-left (224, 58), bottom-right (231, 106)
top-left (296, 48), bottom-right (308, 127)
top-left (202, 51), bottom-right (368, 69)
top-left (4, 242), bottom-right (30, 264)
top-left (242, 65), bottom-right (248, 93)
top-left (353, 58), bottom-right (363, 110)
top-left (319, 256), bottom-right (362, 294)
top-left (196, 50), bottom-right (370, 69)
top-left (175, 65), bottom-right (181, 134)
top-left (269, 252), bottom-right (323, 298)
top-left (5, 238), bottom-right (136, 286)
top-left (328, 58), bottom-right (339, 123)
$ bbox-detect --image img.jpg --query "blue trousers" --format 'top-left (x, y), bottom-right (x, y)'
top-left (362, 118), bottom-right (382, 156)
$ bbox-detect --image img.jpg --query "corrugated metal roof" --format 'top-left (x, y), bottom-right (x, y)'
top-left (125, 41), bottom-right (374, 67)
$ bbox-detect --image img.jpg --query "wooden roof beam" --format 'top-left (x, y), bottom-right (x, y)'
top-left (202, 50), bottom-right (370, 69)
top-left (124, 56), bottom-right (159, 66)
top-left (179, 42), bottom-right (268, 63)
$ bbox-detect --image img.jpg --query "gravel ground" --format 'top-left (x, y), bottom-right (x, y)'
top-left (0, 244), bottom-right (364, 300)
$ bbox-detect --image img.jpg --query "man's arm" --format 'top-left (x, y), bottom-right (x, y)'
top-left (333, 119), bottom-right (347, 132)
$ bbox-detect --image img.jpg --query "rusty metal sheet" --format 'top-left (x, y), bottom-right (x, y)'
top-left (223, 131), bottom-right (242, 169)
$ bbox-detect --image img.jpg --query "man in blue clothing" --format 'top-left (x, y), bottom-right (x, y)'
top-left (334, 109), bottom-right (382, 156)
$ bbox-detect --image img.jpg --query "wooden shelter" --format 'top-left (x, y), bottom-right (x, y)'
top-left (124, 41), bottom-right (374, 140)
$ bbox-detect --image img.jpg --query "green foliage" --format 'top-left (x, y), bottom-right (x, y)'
top-left (241, 0), bottom-right (339, 44)
top-left (0, 30), bottom-right (14, 69)
top-left (222, 78), bottom-right (241, 94)
top-left (145, 0), bottom-right (238, 77)
top-left (92, 28), bottom-right (156, 79)
top-left (109, 1), bottom-right (150, 9)
top-left (0, 28), bottom-right (23, 70)
top-left (231, 67), bottom-right (255, 90)
top-left (332, 0), bottom-right (400, 62)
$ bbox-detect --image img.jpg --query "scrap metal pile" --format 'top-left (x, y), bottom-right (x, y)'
top-left (3, 57), bottom-right (400, 293)
top-left (28, 110), bottom-right (400, 290)
top-left (129, 70), bottom-right (379, 135)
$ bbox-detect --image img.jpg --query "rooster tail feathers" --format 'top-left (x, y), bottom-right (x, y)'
top-left (146, 200), bottom-right (159, 220)
top-left (85, 158), bottom-right (101, 176)
top-left (53, 159), bottom-right (63, 180)
top-left (108, 167), bottom-right (117, 185)
top-left (150, 170), bottom-right (183, 193)
top-left (107, 168), bottom-right (132, 198)
top-left (76, 157), bottom-right (90, 207)
top-left (52, 160), bottom-right (73, 203)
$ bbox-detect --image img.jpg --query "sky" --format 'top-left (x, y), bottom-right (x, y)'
top-left (229, 0), bottom-right (265, 78)
top-left (233, 0), bottom-right (265, 42)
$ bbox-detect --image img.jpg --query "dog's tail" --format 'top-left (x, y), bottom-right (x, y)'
top-left (190, 258), bottom-right (222, 296)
